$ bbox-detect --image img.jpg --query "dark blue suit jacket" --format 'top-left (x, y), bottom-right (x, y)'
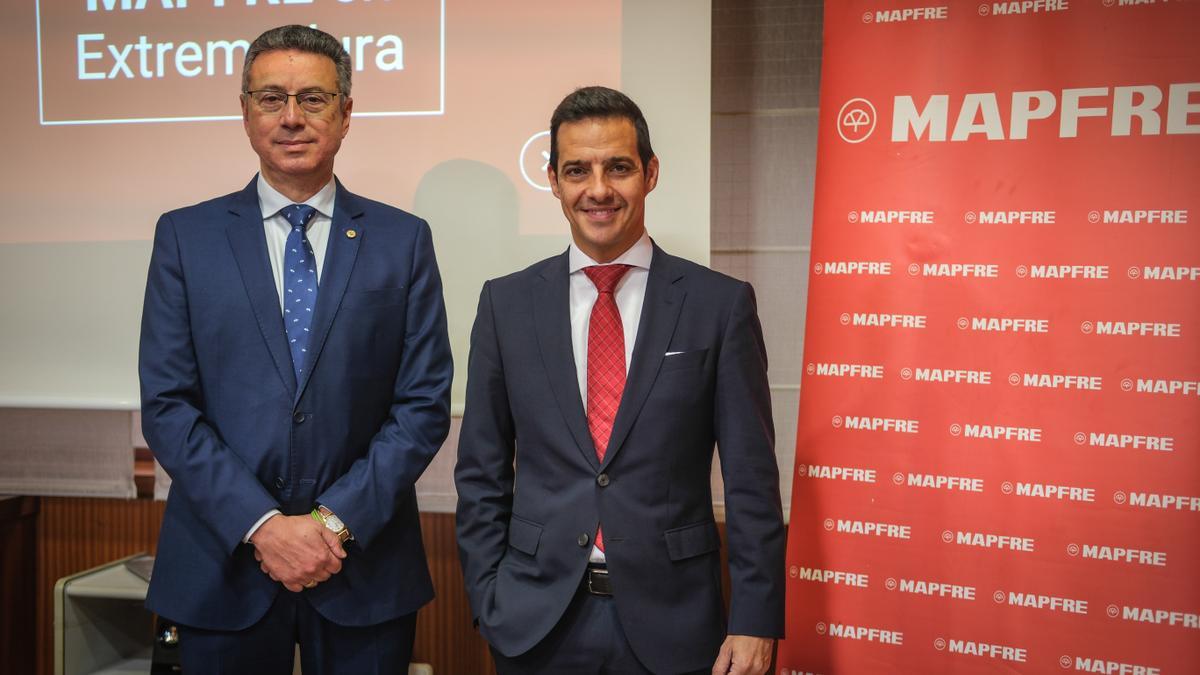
top-left (455, 244), bottom-right (785, 674)
top-left (139, 177), bottom-right (452, 629)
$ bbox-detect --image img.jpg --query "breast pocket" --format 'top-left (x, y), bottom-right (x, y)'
top-left (660, 348), bottom-right (709, 373)
top-left (341, 286), bottom-right (407, 310)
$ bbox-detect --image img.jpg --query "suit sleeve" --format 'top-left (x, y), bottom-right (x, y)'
top-left (453, 281), bottom-right (516, 622)
top-left (316, 219), bottom-right (453, 549)
top-left (714, 282), bottom-right (786, 637)
top-left (139, 213), bottom-right (280, 555)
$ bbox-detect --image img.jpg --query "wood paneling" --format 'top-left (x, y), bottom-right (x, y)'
top-left (31, 499), bottom-right (492, 675)
top-left (411, 513), bottom-right (496, 675)
top-left (34, 497), bottom-right (164, 675)
top-left (1, 496), bottom-right (38, 675)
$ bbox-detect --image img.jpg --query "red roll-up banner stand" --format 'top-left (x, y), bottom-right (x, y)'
top-left (779, 2), bottom-right (1200, 674)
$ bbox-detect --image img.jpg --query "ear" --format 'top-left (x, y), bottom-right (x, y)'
top-left (340, 96), bottom-right (353, 138)
top-left (547, 164), bottom-right (562, 199)
top-left (644, 155), bottom-right (660, 193)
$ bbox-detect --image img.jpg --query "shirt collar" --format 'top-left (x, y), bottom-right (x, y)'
top-left (569, 231), bottom-right (653, 274)
top-left (256, 174), bottom-right (336, 221)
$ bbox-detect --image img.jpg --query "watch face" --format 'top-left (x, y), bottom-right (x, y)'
top-left (324, 514), bottom-right (345, 531)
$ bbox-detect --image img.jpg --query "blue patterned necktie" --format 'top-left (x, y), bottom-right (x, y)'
top-left (280, 204), bottom-right (319, 381)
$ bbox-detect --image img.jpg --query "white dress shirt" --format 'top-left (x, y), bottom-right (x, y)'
top-left (244, 174), bottom-right (337, 543)
top-left (568, 232), bottom-right (653, 563)
top-left (257, 175), bottom-right (335, 309)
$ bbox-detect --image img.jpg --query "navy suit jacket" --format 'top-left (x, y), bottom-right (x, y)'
top-left (455, 244), bottom-right (785, 674)
top-left (139, 177), bottom-right (452, 630)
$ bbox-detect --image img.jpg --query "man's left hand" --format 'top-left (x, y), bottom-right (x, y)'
top-left (711, 634), bottom-right (774, 675)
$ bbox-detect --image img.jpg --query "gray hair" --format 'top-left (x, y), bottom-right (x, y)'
top-left (242, 25), bottom-right (352, 97)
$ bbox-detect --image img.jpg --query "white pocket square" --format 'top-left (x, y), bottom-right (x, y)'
top-left (665, 351), bottom-right (684, 356)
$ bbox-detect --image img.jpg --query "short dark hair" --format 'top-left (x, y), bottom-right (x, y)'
top-left (242, 25), bottom-right (352, 97)
top-left (548, 86), bottom-right (654, 172)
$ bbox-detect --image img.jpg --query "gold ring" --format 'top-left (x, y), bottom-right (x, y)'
top-left (304, 580), bottom-right (318, 589)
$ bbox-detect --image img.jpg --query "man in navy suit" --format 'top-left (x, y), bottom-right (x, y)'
top-left (456, 87), bottom-right (785, 674)
top-left (139, 25), bottom-right (451, 673)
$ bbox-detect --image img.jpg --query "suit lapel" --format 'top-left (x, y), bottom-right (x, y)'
top-left (601, 245), bottom-right (686, 470)
top-left (295, 179), bottom-right (362, 403)
top-left (226, 178), bottom-right (297, 398)
top-left (532, 252), bottom-right (601, 471)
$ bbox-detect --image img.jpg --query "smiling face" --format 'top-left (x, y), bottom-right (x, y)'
top-left (548, 116), bottom-right (659, 263)
top-left (242, 49), bottom-right (351, 200)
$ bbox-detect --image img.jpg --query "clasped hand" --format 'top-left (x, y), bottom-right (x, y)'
top-left (250, 514), bottom-right (347, 592)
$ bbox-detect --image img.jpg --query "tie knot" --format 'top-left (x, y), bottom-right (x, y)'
top-left (584, 264), bottom-right (632, 294)
top-left (281, 204), bottom-right (317, 230)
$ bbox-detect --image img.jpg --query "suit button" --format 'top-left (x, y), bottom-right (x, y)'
top-left (577, 533), bottom-right (590, 547)
top-left (274, 477), bottom-right (285, 489)
top-left (293, 412), bottom-right (306, 424)
top-left (596, 473), bottom-right (610, 487)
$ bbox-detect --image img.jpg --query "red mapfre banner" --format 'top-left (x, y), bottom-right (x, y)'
top-left (779, 2), bottom-right (1199, 674)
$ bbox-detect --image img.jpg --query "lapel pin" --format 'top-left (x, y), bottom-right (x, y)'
top-left (345, 229), bottom-right (358, 239)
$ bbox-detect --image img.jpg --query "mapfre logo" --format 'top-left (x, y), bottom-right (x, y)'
top-left (982, 0), bottom-right (1069, 16)
top-left (837, 98), bottom-right (877, 143)
top-left (1066, 655), bottom-right (1161, 675)
top-left (888, 83), bottom-right (1200, 141)
top-left (863, 6), bottom-right (949, 23)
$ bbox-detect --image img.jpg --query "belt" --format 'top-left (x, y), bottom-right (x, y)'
top-left (585, 565), bottom-right (612, 596)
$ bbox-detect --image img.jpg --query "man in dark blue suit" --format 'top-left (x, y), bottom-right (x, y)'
top-left (456, 87), bottom-right (785, 674)
top-left (139, 25), bottom-right (451, 673)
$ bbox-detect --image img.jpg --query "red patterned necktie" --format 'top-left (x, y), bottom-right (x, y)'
top-left (584, 264), bottom-right (632, 553)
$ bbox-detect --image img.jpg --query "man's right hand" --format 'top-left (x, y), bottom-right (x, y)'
top-left (250, 514), bottom-right (347, 592)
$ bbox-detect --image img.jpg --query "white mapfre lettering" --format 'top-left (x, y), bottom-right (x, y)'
top-left (873, 6), bottom-right (948, 22)
top-left (1021, 373), bottom-right (1103, 390)
top-left (1095, 322), bottom-right (1181, 337)
top-left (948, 639), bottom-right (1027, 662)
top-left (1029, 265), bottom-right (1109, 279)
top-left (1135, 379), bottom-right (1200, 396)
top-left (803, 465), bottom-right (877, 483)
top-left (899, 578), bottom-right (976, 600)
top-left (827, 623), bottom-right (904, 644)
top-left (798, 567), bottom-right (870, 587)
top-left (921, 263), bottom-right (999, 277)
top-left (977, 210), bottom-right (1056, 224)
top-left (991, 1), bottom-right (1069, 15)
top-left (915, 368), bottom-right (992, 384)
top-left (1087, 433), bottom-right (1174, 452)
top-left (857, 210), bottom-right (934, 224)
top-left (891, 84), bottom-right (1200, 141)
top-left (821, 261), bottom-right (892, 275)
top-left (836, 519), bottom-right (912, 539)
top-left (1073, 656), bottom-right (1161, 674)
top-left (1104, 210), bottom-right (1189, 224)
top-left (813, 363), bottom-right (885, 379)
top-left (1015, 483), bottom-right (1095, 502)
top-left (1006, 591), bottom-right (1089, 614)
top-left (955, 531), bottom-right (1035, 551)
top-left (852, 313), bottom-right (927, 328)
top-left (1127, 492), bottom-right (1200, 512)
top-left (1141, 266), bottom-right (1200, 281)
top-left (844, 416), bottom-right (920, 433)
top-left (964, 424), bottom-right (1042, 442)
top-left (970, 317), bottom-right (1049, 332)
top-left (1121, 606), bottom-right (1200, 629)
top-left (907, 473), bottom-right (984, 492)
top-left (1081, 544), bottom-right (1167, 567)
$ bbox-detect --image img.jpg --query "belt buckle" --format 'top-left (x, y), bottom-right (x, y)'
top-left (587, 567), bottom-right (611, 596)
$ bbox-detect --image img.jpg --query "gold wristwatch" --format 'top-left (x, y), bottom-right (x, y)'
top-left (311, 505), bottom-right (353, 543)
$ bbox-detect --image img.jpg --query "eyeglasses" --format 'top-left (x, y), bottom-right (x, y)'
top-left (244, 90), bottom-right (342, 114)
